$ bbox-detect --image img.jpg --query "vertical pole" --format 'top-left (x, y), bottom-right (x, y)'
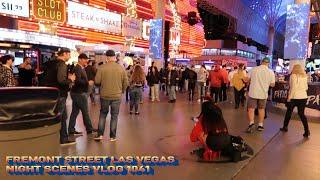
top-left (154, 0), bottom-right (166, 69)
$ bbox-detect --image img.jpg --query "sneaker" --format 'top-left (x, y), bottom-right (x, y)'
top-left (60, 140), bottom-right (76, 146)
top-left (135, 112), bottom-right (140, 115)
top-left (129, 111), bottom-right (133, 114)
top-left (94, 135), bottom-right (103, 141)
top-left (110, 138), bottom-right (117, 142)
top-left (246, 124), bottom-right (255, 133)
top-left (69, 131), bottom-right (83, 136)
top-left (257, 126), bottom-right (264, 131)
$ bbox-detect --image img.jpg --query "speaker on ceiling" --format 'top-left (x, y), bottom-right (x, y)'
top-left (187, 11), bottom-right (198, 26)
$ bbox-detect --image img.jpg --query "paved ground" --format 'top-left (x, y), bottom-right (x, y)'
top-left (1, 90), bottom-right (319, 180)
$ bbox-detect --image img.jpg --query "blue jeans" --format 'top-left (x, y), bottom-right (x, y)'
top-left (98, 98), bottom-right (121, 138)
top-left (139, 87), bottom-right (143, 102)
top-left (197, 82), bottom-right (205, 99)
top-left (168, 85), bottom-right (176, 100)
top-left (56, 97), bottom-right (68, 143)
top-left (69, 93), bottom-right (94, 133)
top-left (129, 87), bottom-right (142, 112)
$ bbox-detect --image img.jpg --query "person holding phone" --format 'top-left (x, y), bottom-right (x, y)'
top-left (42, 48), bottom-right (76, 145)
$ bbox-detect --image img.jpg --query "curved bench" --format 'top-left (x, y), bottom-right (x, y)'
top-left (0, 87), bottom-right (61, 130)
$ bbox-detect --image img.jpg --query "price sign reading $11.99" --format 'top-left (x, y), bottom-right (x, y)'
top-left (0, 0), bottom-right (29, 18)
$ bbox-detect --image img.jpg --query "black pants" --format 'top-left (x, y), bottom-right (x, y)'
top-left (178, 80), bottom-right (184, 92)
top-left (69, 93), bottom-right (94, 133)
top-left (188, 81), bottom-right (196, 101)
top-left (234, 87), bottom-right (245, 107)
top-left (210, 87), bottom-right (221, 103)
top-left (56, 97), bottom-right (68, 143)
top-left (126, 86), bottom-right (130, 101)
top-left (220, 83), bottom-right (227, 101)
top-left (283, 99), bottom-right (309, 132)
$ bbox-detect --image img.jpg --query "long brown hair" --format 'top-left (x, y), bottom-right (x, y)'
top-left (131, 65), bottom-right (145, 83)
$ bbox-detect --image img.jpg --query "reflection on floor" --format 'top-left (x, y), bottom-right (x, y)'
top-left (4, 90), bottom-right (320, 180)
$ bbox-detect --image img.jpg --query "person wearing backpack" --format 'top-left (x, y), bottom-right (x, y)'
top-left (42, 48), bottom-right (76, 146)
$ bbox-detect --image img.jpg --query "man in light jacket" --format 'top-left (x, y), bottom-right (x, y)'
top-left (94, 50), bottom-right (128, 142)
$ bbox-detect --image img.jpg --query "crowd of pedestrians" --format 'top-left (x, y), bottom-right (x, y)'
top-left (0, 50), bottom-right (311, 150)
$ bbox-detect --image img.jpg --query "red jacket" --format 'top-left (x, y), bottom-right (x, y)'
top-left (220, 68), bottom-right (229, 84)
top-left (190, 118), bottom-right (221, 160)
top-left (208, 69), bottom-right (223, 87)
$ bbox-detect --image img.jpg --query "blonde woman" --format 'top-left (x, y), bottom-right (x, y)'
top-left (129, 65), bottom-right (146, 115)
top-left (231, 64), bottom-right (247, 109)
top-left (280, 64), bottom-right (310, 137)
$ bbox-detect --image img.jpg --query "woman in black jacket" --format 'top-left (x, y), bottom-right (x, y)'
top-left (166, 63), bottom-right (178, 103)
top-left (147, 66), bottom-right (161, 102)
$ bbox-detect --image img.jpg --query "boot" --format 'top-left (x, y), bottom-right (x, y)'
top-left (303, 130), bottom-right (310, 138)
top-left (280, 127), bottom-right (288, 132)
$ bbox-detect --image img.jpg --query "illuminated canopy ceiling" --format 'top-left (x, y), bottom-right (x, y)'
top-left (241, 0), bottom-right (294, 26)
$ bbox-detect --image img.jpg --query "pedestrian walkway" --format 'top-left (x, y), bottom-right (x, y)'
top-left (2, 91), bottom-right (318, 180)
top-left (58, 92), bottom-right (319, 180)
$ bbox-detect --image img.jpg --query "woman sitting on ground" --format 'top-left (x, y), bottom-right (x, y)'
top-left (190, 99), bottom-right (229, 160)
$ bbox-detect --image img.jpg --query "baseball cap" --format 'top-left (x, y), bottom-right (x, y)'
top-left (57, 47), bottom-right (71, 55)
top-left (78, 53), bottom-right (89, 60)
top-left (105, 50), bottom-right (115, 57)
top-left (262, 57), bottom-right (270, 63)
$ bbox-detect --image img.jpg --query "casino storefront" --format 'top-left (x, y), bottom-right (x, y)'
top-left (0, 0), bottom-right (205, 72)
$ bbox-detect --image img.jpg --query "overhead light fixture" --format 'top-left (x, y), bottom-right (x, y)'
top-left (0, 43), bottom-right (12, 47)
top-left (19, 44), bottom-right (32, 49)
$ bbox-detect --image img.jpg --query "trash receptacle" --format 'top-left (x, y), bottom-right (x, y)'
top-left (0, 87), bottom-right (61, 178)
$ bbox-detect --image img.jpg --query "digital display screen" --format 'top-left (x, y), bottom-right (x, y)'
top-left (14, 57), bottom-right (23, 66)
top-left (284, 3), bottom-right (310, 59)
top-left (149, 19), bottom-right (163, 59)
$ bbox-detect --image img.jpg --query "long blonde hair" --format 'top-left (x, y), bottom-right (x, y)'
top-left (291, 64), bottom-right (307, 77)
